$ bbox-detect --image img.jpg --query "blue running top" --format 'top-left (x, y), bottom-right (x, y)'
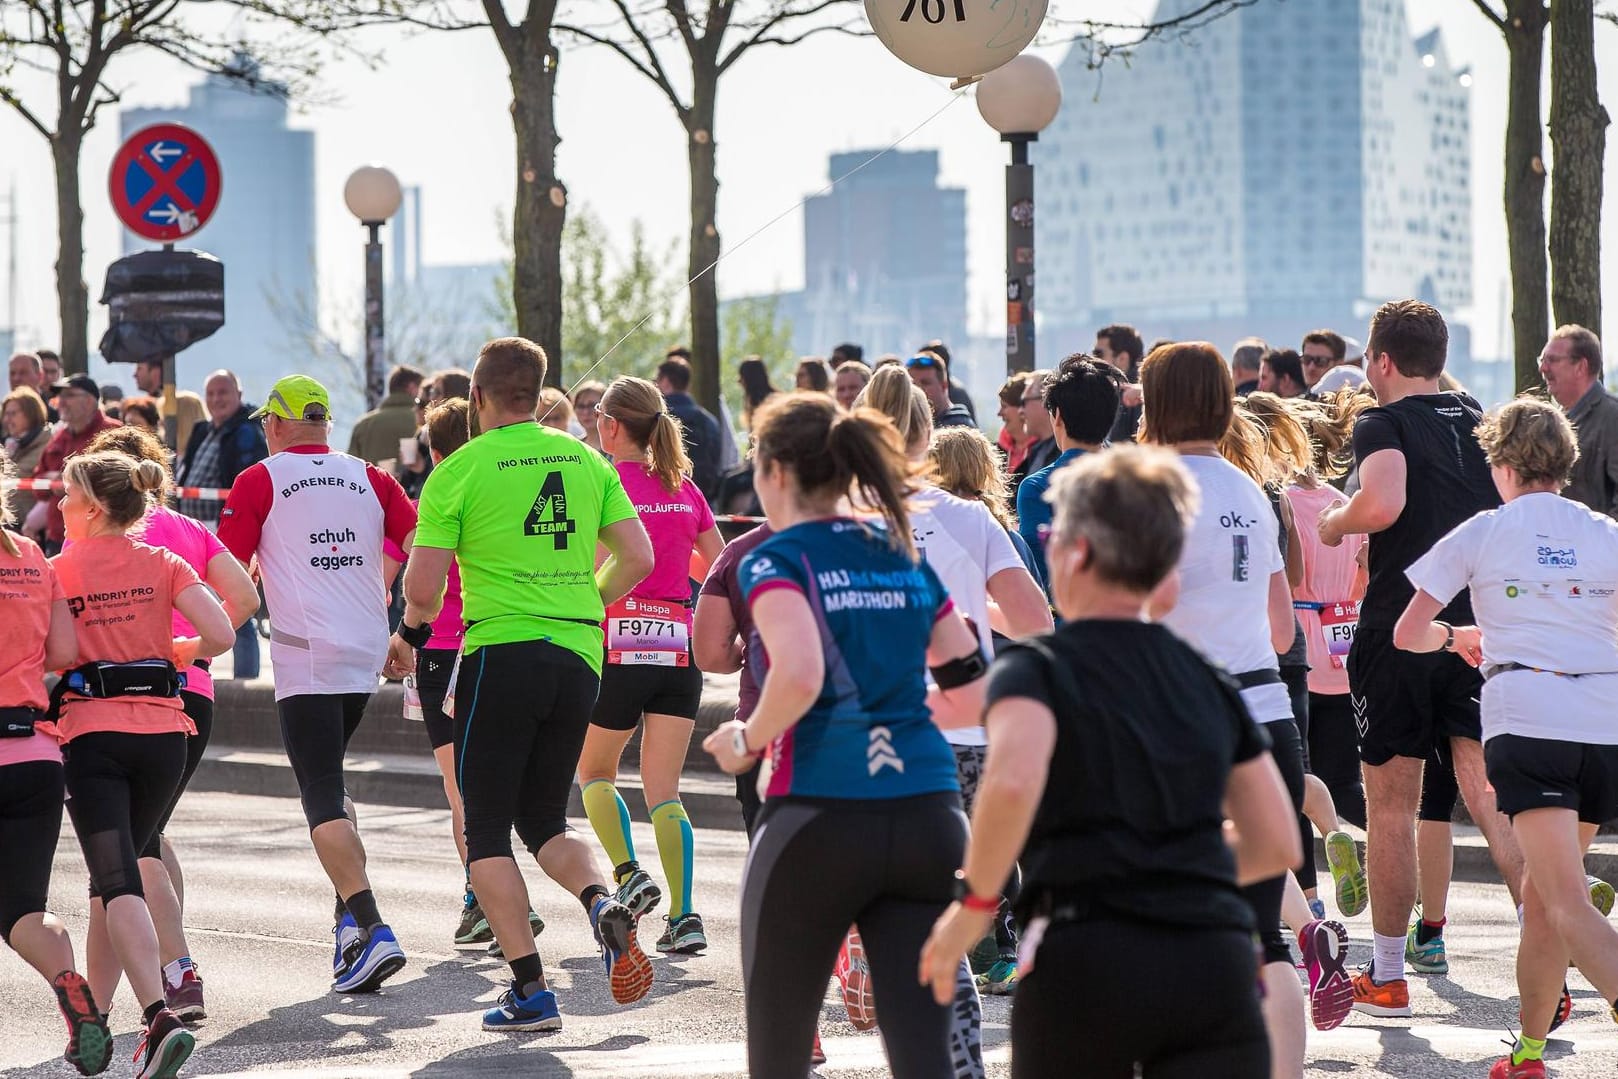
top-left (739, 518), bottom-right (960, 800)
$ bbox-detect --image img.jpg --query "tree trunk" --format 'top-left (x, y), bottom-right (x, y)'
top-left (1548, 0), bottom-right (1607, 336)
top-left (1503, 1), bottom-right (1552, 394)
top-left (51, 133), bottom-right (90, 374)
top-left (509, 37), bottom-right (566, 387)
top-left (686, 75), bottom-right (722, 416)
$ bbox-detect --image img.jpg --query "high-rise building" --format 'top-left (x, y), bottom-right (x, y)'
top-left (1037, 0), bottom-right (1472, 368)
top-left (118, 56), bottom-right (316, 401)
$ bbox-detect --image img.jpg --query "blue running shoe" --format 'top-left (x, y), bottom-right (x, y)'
top-left (332, 912), bottom-right (360, 975)
top-left (483, 985), bottom-right (563, 1032)
top-left (333, 924), bottom-right (406, 994)
top-left (591, 896), bottom-right (653, 1005)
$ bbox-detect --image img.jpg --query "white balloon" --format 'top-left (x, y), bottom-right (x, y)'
top-left (864, 0), bottom-right (1049, 80)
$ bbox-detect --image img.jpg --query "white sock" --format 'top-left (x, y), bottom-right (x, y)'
top-left (163, 958), bottom-right (187, 989)
top-left (1372, 932), bottom-right (1405, 983)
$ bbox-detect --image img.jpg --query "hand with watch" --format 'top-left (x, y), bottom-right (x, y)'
top-left (917, 869), bottom-right (1001, 1005)
top-left (384, 620), bottom-right (429, 680)
top-left (1434, 619), bottom-right (1484, 668)
top-left (702, 719), bottom-right (760, 775)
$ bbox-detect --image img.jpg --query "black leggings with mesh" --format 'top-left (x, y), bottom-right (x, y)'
top-left (63, 731), bottom-right (187, 903)
top-left (0, 760), bottom-right (65, 943)
top-left (741, 792), bottom-right (967, 1078)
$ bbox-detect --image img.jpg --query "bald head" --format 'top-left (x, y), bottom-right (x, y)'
top-left (204, 369), bottom-right (243, 425)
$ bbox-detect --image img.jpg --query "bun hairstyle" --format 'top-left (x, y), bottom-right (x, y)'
top-left (752, 392), bottom-right (917, 559)
top-left (86, 424), bottom-right (174, 500)
top-left (601, 375), bottom-right (691, 494)
top-left (63, 451), bottom-right (165, 530)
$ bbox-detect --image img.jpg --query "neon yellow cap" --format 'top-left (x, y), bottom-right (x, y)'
top-left (252, 374), bottom-right (331, 421)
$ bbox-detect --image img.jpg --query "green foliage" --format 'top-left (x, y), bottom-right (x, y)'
top-left (493, 205), bottom-right (685, 388)
top-left (720, 293), bottom-right (796, 423)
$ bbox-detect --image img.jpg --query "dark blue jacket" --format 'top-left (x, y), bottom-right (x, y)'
top-left (178, 404), bottom-right (269, 489)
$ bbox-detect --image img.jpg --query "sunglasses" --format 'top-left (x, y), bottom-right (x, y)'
top-left (905, 355), bottom-right (942, 370)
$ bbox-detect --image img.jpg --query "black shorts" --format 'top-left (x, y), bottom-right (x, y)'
top-left (277, 693), bottom-right (369, 830)
top-left (1485, 734), bottom-right (1618, 823)
top-left (1348, 628), bottom-right (1482, 766)
top-left (1418, 740), bottom-right (1459, 824)
top-left (591, 660), bottom-right (703, 730)
top-left (0, 760), bottom-right (65, 942)
top-left (141, 690), bottom-right (214, 858)
top-left (63, 731), bottom-right (188, 903)
top-left (416, 647), bottom-right (457, 750)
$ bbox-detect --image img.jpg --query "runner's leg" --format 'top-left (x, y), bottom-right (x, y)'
top-left (642, 714), bottom-right (697, 919)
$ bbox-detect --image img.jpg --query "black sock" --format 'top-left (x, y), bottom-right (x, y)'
top-left (142, 1000), bottom-right (165, 1026)
top-left (510, 952), bottom-right (546, 998)
top-left (579, 884), bottom-right (610, 915)
top-left (334, 893), bottom-right (346, 923)
top-left (1416, 917), bottom-right (1445, 946)
top-left (613, 859), bottom-right (639, 884)
top-left (344, 889), bottom-right (383, 931)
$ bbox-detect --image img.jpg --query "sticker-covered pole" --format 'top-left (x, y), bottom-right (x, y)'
top-left (1004, 133), bottom-right (1036, 376)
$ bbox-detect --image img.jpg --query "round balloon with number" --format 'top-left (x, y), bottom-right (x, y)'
top-left (864, 0), bottom-right (1048, 80)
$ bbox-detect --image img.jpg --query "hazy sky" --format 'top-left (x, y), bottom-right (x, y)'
top-left (2, 0), bottom-right (1616, 370)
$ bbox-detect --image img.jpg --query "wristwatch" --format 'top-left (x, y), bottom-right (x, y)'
top-left (1435, 620), bottom-right (1454, 652)
top-left (952, 870), bottom-right (1000, 913)
top-left (730, 726), bottom-right (757, 760)
top-left (397, 621), bottom-right (432, 649)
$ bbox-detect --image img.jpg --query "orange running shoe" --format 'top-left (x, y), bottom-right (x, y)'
top-left (591, 897), bottom-right (654, 1005)
top-left (834, 928), bottom-right (878, 1031)
top-left (1349, 967), bottom-right (1411, 1018)
top-left (52, 970), bottom-right (111, 1076)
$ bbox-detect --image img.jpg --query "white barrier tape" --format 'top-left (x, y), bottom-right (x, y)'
top-left (17, 478), bottom-right (232, 500)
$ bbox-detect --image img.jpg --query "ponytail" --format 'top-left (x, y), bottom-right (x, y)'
top-left (602, 375), bottom-right (692, 494)
top-left (830, 410), bottom-right (916, 559)
top-left (62, 451), bottom-right (162, 530)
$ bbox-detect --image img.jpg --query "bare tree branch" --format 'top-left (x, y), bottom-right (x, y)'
top-left (1470, 0), bottom-right (1508, 31)
top-left (718, 0), bottom-right (849, 71)
top-left (555, 20), bottom-right (685, 113)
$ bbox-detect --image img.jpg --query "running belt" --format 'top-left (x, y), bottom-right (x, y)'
top-left (1482, 662), bottom-right (1618, 682)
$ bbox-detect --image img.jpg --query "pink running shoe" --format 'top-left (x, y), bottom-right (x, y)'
top-left (833, 928), bottom-right (877, 1031)
top-left (1299, 919), bottom-right (1354, 1031)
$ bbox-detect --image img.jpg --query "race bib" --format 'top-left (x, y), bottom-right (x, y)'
top-left (1319, 601), bottom-right (1359, 669)
top-left (605, 596), bottom-right (691, 667)
top-left (441, 645), bottom-right (465, 720)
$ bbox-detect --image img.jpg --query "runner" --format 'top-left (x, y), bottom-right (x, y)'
top-left (918, 445), bottom-right (1299, 1078)
top-left (702, 392), bottom-right (990, 1078)
top-left (1138, 342), bottom-right (1320, 1068)
top-left (0, 455), bottom-right (112, 1077)
top-left (51, 451), bottom-right (236, 1078)
top-left (80, 426), bottom-right (258, 1023)
top-left (578, 375), bottom-right (725, 956)
top-left (216, 375), bottom-right (416, 994)
top-left (1316, 300), bottom-right (1526, 1018)
top-left (389, 337), bottom-right (657, 1032)
top-left (1392, 398), bottom-right (1618, 1078)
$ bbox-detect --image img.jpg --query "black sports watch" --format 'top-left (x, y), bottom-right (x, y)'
top-left (1434, 621), bottom-right (1454, 652)
top-left (397, 621), bottom-right (432, 649)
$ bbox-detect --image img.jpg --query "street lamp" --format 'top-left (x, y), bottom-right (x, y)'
top-left (343, 165), bottom-right (403, 410)
top-left (977, 55), bottom-right (1061, 375)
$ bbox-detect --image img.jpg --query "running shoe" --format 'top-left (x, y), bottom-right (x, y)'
top-left (834, 929), bottom-right (878, 1030)
top-left (482, 985), bottom-right (564, 1032)
top-left (968, 933), bottom-right (999, 976)
top-left (1404, 922), bottom-right (1448, 974)
top-left (591, 896), bottom-right (654, 1004)
top-left (332, 912), bottom-right (361, 975)
top-left (1349, 966), bottom-right (1411, 1018)
top-left (1542, 984), bottom-right (1574, 1034)
top-left (132, 1007), bottom-right (193, 1079)
top-left (1489, 1055), bottom-right (1547, 1079)
top-left (810, 1031), bottom-right (827, 1066)
top-left (1325, 831), bottom-right (1369, 918)
top-left (975, 955), bottom-right (1018, 996)
top-left (455, 897), bottom-right (493, 945)
top-left (1298, 919), bottom-right (1353, 1031)
top-left (1590, 875), bottom-right (1616, 918)
top-left (165, 969), bottom-right (206, 1023)
top-left (487, 909), bottom-right (546, 959)
top-left (52, 970), bottom-right (111, 1077)
top-left (655, 912), bottom-right (708, 955)
top-left (615, 868), bottom-right (662, 920)
top-left (333, 924), bottom-right (407, 994)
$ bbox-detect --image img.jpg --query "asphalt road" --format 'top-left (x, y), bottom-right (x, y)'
top-left (4, 791), bottom-right (1617, 1078)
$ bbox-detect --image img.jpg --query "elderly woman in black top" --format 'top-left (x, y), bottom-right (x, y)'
top-left (919, 445), bottom-right (1300, 1079)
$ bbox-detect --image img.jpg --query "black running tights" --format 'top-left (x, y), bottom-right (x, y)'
top-left (0, 760), bottom-right (64, 943)
top-left (63, 731), bottom-right (187, 903)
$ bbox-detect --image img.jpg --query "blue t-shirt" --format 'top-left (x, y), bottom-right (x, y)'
top-left (739, 517), bottom-right (959, 800)
top-left (1016, 447), bottom-right (1087, 591)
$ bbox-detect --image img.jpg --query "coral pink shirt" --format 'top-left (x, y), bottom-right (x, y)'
top-left (1288, 483), bottom-right (1367, 696)
top-left (0, 534), bottom-right (66, 766)
top-left (134, 506), bottom-right (228, 700)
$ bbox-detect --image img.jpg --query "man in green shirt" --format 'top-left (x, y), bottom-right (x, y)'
top-left (387, 338), bottom-right (655, 1032)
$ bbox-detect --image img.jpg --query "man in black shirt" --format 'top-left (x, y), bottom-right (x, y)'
top-left (1318, 300), bottom-right (1525, 1018)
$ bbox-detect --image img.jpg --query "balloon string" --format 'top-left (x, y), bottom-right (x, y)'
top-left (538, 85), bottom-right (969, 422)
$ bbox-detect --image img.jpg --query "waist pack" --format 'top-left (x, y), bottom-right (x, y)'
top-left (0, 706), bottom-right (42, 739)
top-left (47, 660), bottom-right (186, 721)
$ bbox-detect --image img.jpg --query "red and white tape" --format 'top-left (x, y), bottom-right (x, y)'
top-left (14, 478), bottom-right (233, 501)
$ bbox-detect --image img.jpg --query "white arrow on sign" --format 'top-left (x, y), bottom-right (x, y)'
top-left (149, 142), bottom-right (183, 163)
top-left (146, 202), bottom-right (199, 231)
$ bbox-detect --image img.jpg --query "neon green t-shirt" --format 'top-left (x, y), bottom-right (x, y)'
top-left (414, 421), bottom-right (636, 671)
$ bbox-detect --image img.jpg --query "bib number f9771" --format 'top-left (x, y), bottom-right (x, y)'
top-left (1319, 601), bottom-right (1358, 669)
top-left (605, 596), bottom-right (690, 667)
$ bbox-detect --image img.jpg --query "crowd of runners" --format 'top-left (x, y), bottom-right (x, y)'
top-left (5, 299), bottom-right (1618, 1078)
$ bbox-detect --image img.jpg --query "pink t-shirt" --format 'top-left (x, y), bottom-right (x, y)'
top-left (1288, 483), bottom-right (1367, 696)
top-left (617, 462), bottom-right (714, 605)
top-left (135, 506), bottom-right (229, 700)
top-left (0, 534), bottom-right (66, 768)
top-left (386, 515), bottom-right (464, 651)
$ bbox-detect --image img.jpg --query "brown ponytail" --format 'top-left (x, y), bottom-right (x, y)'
top-left (753, 392), bottom-right (917, 559)
top-left (64, 451), bottom-right (163, 530)
top-left (601, 375), bottom-right (691, 494)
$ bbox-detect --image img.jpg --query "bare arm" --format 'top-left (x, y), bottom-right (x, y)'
top-left (1394, 587), bottom-right (1481, 665)
top-left (695, 526), bottom-right (726, 568)
top-left (1319, 449), bottom-right (1405, 545)
top-left (597, 516), bottom-right (655, 606)
top-left (44, 597), bottom-right (78, 671)
top-left (402, 545), bottom-right (455, 628)
top-left (1280, 495), bottom-right (1304, 590)
top-left (1223, 752), bottom-right (1303, 884)
top-left (173, 584), bottom-right (235, 659)
top-left (204, 550), bottom-right (260, 632)
top-left (926, 608), bottom-right (989, 730)
top-left (692, 593), bottom-right (744, 674)
top-left (985, 566), bottom-right (1054, 639)
top-left (1268, 570), bottom-right (1295, 654)
top-left (702, 588), bottom-right (826, 774)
